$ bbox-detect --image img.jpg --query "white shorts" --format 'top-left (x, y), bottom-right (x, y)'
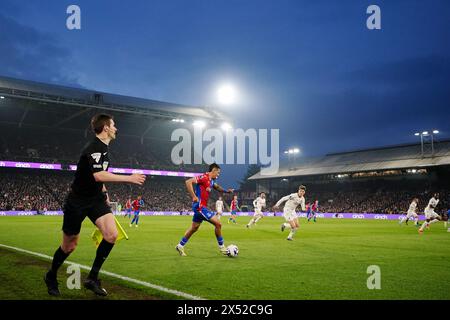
top-left (216, 211), bottom-right (223, 215)
top-left (406, 212), bottom-right (418, 219)
top-left (425, 209), bottom-right (440, 220)
top-left (283, 208), bottom-right (298, 222)
top-left (253, 209), bottom-right (263, 218)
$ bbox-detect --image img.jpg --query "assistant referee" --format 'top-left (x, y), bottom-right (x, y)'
top-left (44, 114), bottom-right (146, 296)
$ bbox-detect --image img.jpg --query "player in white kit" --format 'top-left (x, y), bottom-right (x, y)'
top-left (419, 193), bottom-right (441, 234)
top-left (215, 197), bottom-right (224, 220)
top-left (273, 185), bottom-right (306, 241)
top-left (246, 192), bottom-right (266, 228)
top-left (399, 198), bottom-right (420, 226)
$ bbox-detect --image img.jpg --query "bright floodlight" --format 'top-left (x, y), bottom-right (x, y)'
top-left (221, 122), bottom-right (232, 131)
top-left (193, 120), bottom-right (206, 128)
top-left (433, 130), bottom-right (439, 134)
top-left (414, 132), bottom-right (420, 136)
top-left (288, 149), bottom-right (294, 154)
top-left (293, 148), bottom-right (300, 154)
top-left (0, 96), bottom-right (4, 99)
top-left (217, 84), bottom-right (237, 105)
top-left (422, 131), bottom-right (429, 135)
top-left (284, 151), bottom-right (289, 154)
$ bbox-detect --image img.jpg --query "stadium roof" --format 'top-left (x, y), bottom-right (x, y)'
top-left (0, 75), bottom-right (230, 122)
top-left (249, 140), bottom-right (450, 180)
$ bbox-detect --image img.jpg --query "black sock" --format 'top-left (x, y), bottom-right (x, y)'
top-left (88, 239), bottom-right (115, 280)
top-left (49, 246), bottom-right (70, 278)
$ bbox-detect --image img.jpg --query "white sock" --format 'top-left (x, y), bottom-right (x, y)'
top-left (444, 221), bottom-right (448, 228)
top-left (283, 223), bottom-right (291, 230)
top-left (288, 228), bottom-right (297, 239)
top-left (399, 217), bottom-right (406, 224)
top-left (247, 219), bottom-right (255, 226)
top-left (419, 222), bottom-right (428, 231)
top-left (255, 216), bottom-right (262, 223)
top-left (414, 218), bottom-right (419, 225)
top-left (429, 219), bottom-right (439, 225)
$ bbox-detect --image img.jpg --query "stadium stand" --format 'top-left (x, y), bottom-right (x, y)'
top-left (1, 76), bottom-right (449, 215)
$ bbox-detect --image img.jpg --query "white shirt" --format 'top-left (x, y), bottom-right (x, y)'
top-left (216, 200), bottom-right (224, 212)
top-left (276, 193), bottom-right (306, 212)
top-left (426, 197), bottom-right (439, 211)
top-left (407, 201), bottom-right (417, 214)
top-left (253, 197), bottom-right (266, 210)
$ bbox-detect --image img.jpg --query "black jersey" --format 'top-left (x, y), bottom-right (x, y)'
top-left (71, 137), bottom-right (110, 197)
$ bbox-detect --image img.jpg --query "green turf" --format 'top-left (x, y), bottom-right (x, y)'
top-left (0, 216), bottom-right (449, 300)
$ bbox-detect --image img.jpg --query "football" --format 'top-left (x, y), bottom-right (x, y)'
top-left (226, 244), bottom-right (239, 257)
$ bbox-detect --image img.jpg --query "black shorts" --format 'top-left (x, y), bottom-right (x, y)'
top-left (62, 192), bottom-right (112, 236)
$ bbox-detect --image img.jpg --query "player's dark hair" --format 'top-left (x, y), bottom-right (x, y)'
top-left (299, 185), bottom-right (306, 191)
top-left (209, 163), bottom-right (221, 172)
top-left (91, 114), bottom-right (114, 134)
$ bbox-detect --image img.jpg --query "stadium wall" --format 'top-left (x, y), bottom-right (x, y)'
top-left (0, 211), bottom-right (426, 220)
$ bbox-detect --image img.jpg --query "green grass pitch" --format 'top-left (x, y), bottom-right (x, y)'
top-left (0, 215), bottom-right (449, 300)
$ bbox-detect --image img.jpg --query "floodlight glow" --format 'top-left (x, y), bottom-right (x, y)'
top-left (293, 148), bottom-right (300, 154)
top-left (284, 151), bottom-right (289, 154)
top-left (221, 122), bottom-right (232, 131)
top-left (193, 120), bottom-right (206, 128)
top-left (288, 149), bottom-right (294, 154)
top-left (217, 84), bottom-right (237, 105)
top-left (414, 133), bottom-right (420, 136)
top-left (422, 131), bottom-right (429, 135)
top-left (433, 130), bottom-right (439, 134)
top-left (0, 96), bottom-right (4, 99)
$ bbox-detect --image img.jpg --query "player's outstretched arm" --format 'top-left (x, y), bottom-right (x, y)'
top-left (93, 171), bottom-right (146, 185)
top-left (213, 183), bottom-right (234, 194)
top-left (274, 195), bottom-right (290, 208)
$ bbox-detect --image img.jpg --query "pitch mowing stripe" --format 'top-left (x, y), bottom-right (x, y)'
top-left (0, 243), bottom-right (205, 300)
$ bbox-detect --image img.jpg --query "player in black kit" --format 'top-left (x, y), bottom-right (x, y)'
top-left (44, 114), bottom-right (146, 296)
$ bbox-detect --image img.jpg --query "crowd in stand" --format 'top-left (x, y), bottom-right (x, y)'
top-left (1, 170), bottom-right (448, 215)
top-left (0, 126), bottom-right (204, 173)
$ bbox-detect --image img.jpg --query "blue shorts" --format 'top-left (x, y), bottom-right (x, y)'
top-left (192, 203), bottom-right (215, 223)
top-left (134, 210), bottom-right (140, 215)
top-left (231, 210), bottom-right (237, 216)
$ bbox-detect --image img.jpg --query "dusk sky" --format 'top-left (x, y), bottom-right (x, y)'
top-left (1, 0), bottom-right (449, 186)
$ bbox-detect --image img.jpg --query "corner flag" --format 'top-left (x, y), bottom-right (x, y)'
top-left (91, 216), bottom-right (129, 248)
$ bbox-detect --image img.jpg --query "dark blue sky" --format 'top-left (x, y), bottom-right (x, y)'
top-left (1, 0), bottom-right (449, 186)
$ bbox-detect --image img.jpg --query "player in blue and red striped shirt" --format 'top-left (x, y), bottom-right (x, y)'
top-left (129, 196), bottom-right (144, 227)
top-left (176, 163), bottom-right (234, 256)
top-left (307, 200), bottom-right (319, 223)
top-left (228, 195), bottom-right (240, 224)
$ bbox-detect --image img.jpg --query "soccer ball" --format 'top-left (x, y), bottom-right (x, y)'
top-left (226, 244), bottom-right (239, 257)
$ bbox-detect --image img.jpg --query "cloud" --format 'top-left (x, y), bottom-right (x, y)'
top-left (0, 13), bottom-right (80, 86)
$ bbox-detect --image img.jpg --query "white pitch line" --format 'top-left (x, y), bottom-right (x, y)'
top-left (0, 243), bottom-right (205, 300)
